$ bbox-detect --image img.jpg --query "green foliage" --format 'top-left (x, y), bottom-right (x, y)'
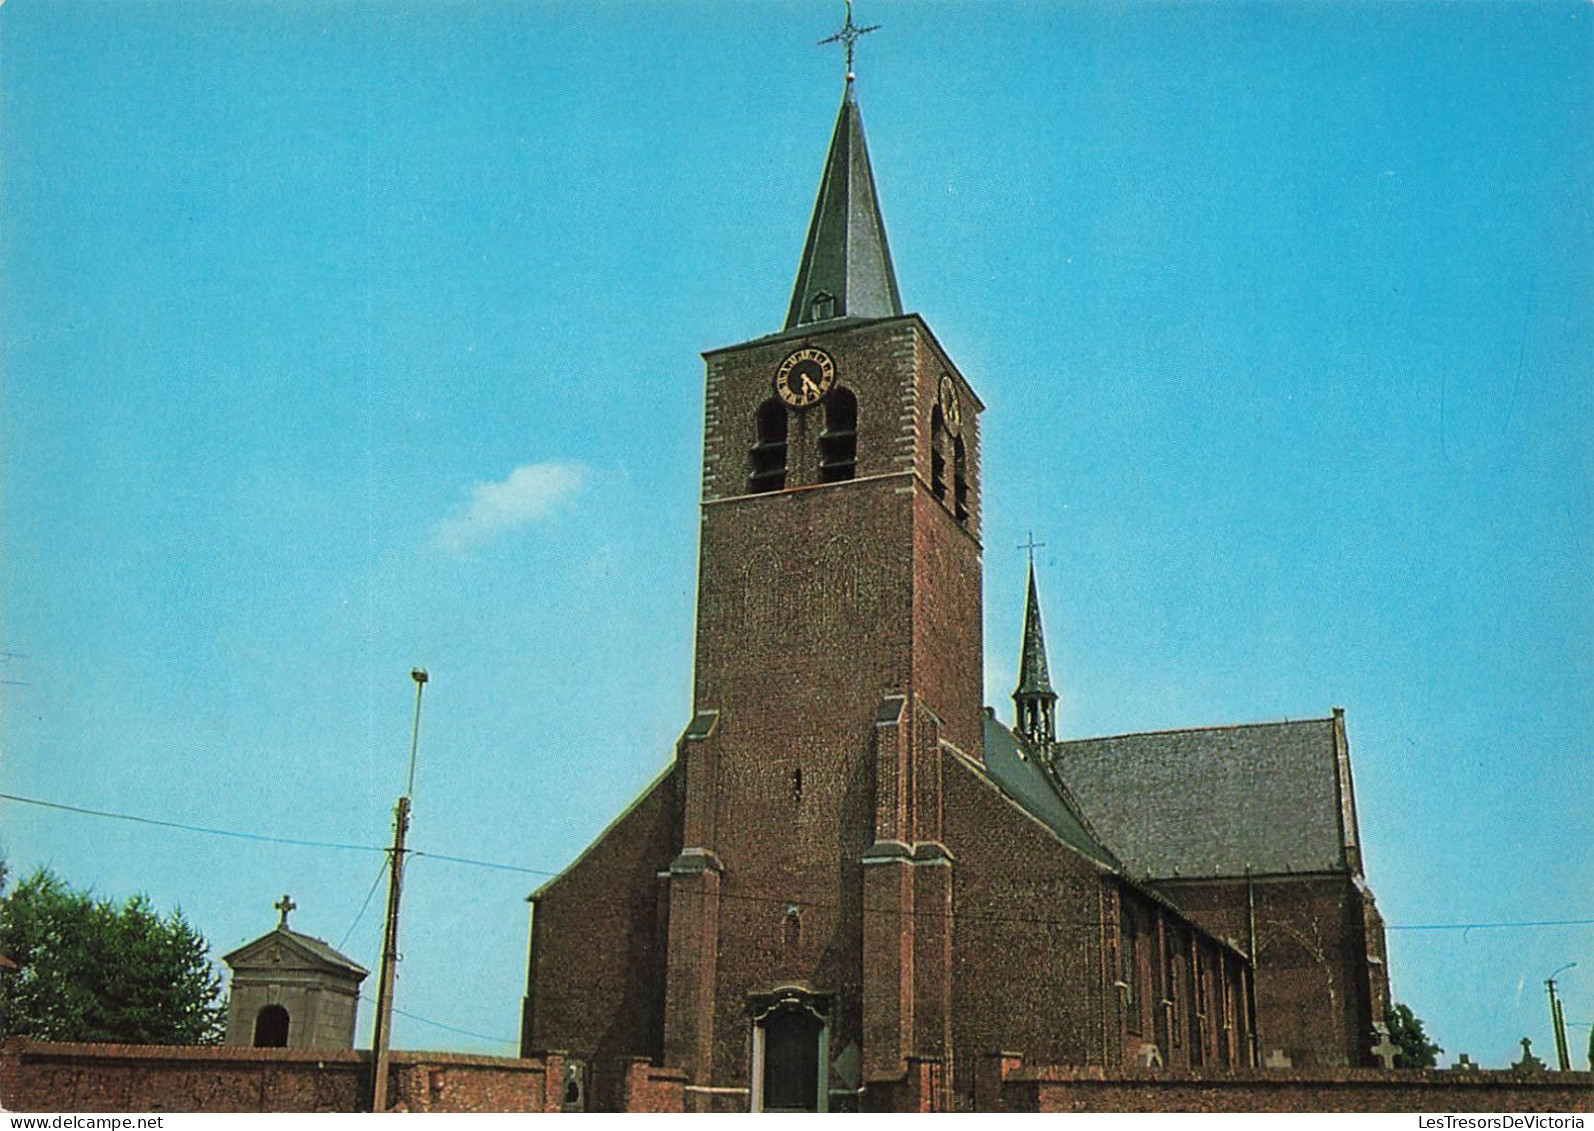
top-left (1387, 1001), bottom-right (1442, 1068)
top-left (0, 867), bottom-right (226, 1045)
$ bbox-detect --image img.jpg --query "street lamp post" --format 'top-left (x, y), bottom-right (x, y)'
top-left (370, 668), bottom-right (429, 1112)
top-left (1546, 962), bottom-right (1576, 1073)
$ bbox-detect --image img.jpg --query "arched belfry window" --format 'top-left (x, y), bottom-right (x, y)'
top-left (253, 1004), bottom-right (290, 1048)
top-left (749, 399), bottom-right (788, 493)
top-left (953, 435), bottom-right (970, 523)
top-left (750, 991), bottom-right (830, 1113)
top-left (930, 405), bottom-right (949, 500)
top-left (818, 388), bottom-right (857, 483)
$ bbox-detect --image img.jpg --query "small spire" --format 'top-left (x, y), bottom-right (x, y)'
top-left (1013, 551), bottom-right (1059, 746)
top-left (786, 5), bottom-right (901, 330)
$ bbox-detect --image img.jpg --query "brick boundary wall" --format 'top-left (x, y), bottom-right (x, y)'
top-left (0, 1039), bottom-right (559, 1113)
top-left (977, 1054), bottom-right (1594, 1113)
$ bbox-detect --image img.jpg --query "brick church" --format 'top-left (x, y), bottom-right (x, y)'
top-left (519, 56), bottom-right (1390, 1114)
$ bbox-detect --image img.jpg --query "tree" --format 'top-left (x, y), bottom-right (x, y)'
top-left (1386, 1001), bottom-right (1442, 1068)
top-left (0, 867), bottom-right (226, 1044)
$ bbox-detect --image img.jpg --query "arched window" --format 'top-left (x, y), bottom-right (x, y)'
top-left (818, 388), bottom-right (857, 483)
top-left (930, 405), bottom-right (948, 500)
top-left (953, 436), bottom-right (969, 523)
top-left (749, 399), bottom-right (788, 493)
top-left (253, 1004), bottom-right (290, 1048)
top-left (807, 291), bottom-right (836, 322)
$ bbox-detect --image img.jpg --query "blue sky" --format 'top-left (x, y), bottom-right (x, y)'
top-left (1, 1), bottom-right (1589, 1068)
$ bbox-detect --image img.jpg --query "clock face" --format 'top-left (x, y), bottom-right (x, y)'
top-left (775, 347), bottom-right (837, 408)
top-left (937, 374), bottom-right (962, 434)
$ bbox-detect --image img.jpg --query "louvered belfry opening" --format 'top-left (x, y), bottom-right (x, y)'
top-left (930, 404), bottom-right (949, 499)
top-left (749, 398), bottom-right (788, 493)
top-left (819, 387), bottom-right (858, 482)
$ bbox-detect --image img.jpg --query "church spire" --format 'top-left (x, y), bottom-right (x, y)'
top-left (784, 20), bottom-right (902, 331)
top-left (1013, 555), bottom-right (1059, 747)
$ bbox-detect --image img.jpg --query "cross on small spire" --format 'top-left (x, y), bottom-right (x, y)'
top-left (1018, 531), bottom-right (1046, 566)
top-left (818, 0), bottom-right (880, 83)
top-left (274, 894), bottom-right (297, 929)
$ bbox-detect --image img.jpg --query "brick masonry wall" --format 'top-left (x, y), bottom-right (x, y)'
top-left (0, 1039), bottom-right (556, 1113)
top-left (522, 766), bottom-right (683, 1101)
top-left (1004, 1063), bottom-right (1594, 1113)
top-left (1158, 872), bottom-right (1381, 1068)
top-left (943, 752), bottom-right (1113, 1099)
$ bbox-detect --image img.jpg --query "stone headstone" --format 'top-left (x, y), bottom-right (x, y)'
top-left (1513, 1037), bottom-right (1546, 1072)
top-left (1370, 1021), bottom-right (1400, 1069)
top-left (1264, 1048), bottom-right (1293, 1070)
top-left (1136, 1043), bottom-right (1164, 1068)
top-left (1453, 1053), bottom-right (1478, 1073)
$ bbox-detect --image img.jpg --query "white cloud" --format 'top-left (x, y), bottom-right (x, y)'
top-left (432, 461), bottom-right (586, 553)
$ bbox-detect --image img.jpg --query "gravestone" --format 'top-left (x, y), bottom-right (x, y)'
top-left (1370, 1022), bottom-right (1400, 1069)
top-left (1512, 1037), bottom-right (1546, 1072)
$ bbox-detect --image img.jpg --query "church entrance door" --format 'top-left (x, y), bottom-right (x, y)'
top-left (750, 992), bottom-right (829, 1112)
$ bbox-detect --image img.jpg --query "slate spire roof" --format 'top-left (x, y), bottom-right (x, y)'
top-left (1013, 560), bottom-right (1059, 746)
top-left (784, 79), bottom-right (904, 330)
top-left (1014, 561), bottom-right (1056, 699)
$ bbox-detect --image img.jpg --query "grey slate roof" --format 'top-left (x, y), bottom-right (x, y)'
top-left (224, 926), bottom-right (369, 977)
top-left (784, 82), bottom-right (903, 330)
top-left (981, 713), bottom-right (1120, 871)
top-left (1049, 717), bottom-right (1354, 880)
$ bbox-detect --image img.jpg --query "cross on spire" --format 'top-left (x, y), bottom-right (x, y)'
top-left (274, 893), bottom-right (297, 929)
top-left (1018, 531), bottom-right (1046, 566)
top-left (819, 0), bottom-right (880, 83)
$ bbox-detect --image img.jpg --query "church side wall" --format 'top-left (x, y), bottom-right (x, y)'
top-left (522, 766), bottom-right (683, 1105)
top-left (910, 489), bottom-right (983, 762)
top-left (943, 755), bottom-right (1109, 1103)
top-left (908, 330), bottom-right (984, 761)
top-left (1156, 873), bottom-right (1377, 1069)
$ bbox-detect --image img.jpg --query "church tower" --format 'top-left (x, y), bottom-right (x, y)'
top-left (663, 60), bottom-right (986, 1109)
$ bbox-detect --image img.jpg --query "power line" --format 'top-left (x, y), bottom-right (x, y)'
top-left (394, 1007), bottom-right (517, 1048)
top-left (0, 792), bottom-right (384, 856)
top-left (5, 789), bottom-right (1590, 935)
top-left (411, 850), bottom-right (550, 877)
top-left (1386, 919), bottom-right (1594, 932)
top-left (348, 991), bottom-right (518, 1049)
top-left (340, 859), bottom-right (390, 952)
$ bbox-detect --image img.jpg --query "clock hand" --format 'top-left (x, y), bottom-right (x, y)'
top-left (800, 374), bottom-right (822, 400)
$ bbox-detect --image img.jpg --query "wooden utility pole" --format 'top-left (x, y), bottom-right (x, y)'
top-left (1546, 964), bottom-right (1575, 1073)
top-left (370, 668), bottom-right (428, 1112)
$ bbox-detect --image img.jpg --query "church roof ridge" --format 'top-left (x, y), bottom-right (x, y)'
top-left (1057, 714), bottom-right (1337, 745)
